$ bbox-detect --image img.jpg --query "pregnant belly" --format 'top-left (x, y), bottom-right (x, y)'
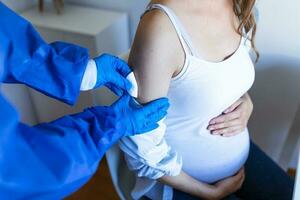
top-left (166, 129), bottom-right (250, 183)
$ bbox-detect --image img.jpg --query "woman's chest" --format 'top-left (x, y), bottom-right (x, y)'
top-left (167, 49), bottom-right (255, 120)
top-left (180, 12), bottom-right (241, 62)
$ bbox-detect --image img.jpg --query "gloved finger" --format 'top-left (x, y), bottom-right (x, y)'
top-left (112, 94), bottom-right (131, 108)
top-left (110, 73), bottom-right (132, 92)
top-left (146, 111), bottom-right (167, 124)
top-left (140, 97), bottom-right (170, 116)
top-left (106, 84), bottom-right (123, 96)
top-left (112, 55), bottom-right (132, 77)
top-left (87, 106), bottom-right (109, 117)
top-left (136, 123), bottom-right (159, 135)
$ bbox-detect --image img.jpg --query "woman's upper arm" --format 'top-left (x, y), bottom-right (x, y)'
top-left (128, 10), bottom-right (181, 103)
top-left (118, 11), bottom-right (183, 179)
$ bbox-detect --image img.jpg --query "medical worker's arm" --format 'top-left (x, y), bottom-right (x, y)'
top-left (0, 93), bottom-right (169, 199)
top-left (0, 2), bottom-right (89, 105)
top-left (0, 3), bottom-right (132, 105)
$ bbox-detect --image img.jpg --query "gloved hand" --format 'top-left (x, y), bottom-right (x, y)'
top-left (94, 53), bottom-right (132, 96)
top-left (89, 94), bottom-right (170, 136)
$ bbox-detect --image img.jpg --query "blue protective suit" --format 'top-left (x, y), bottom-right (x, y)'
top-left (0, 2), bottom-right (88, 105)
top-left (0, 2), bottom-right (169, 199)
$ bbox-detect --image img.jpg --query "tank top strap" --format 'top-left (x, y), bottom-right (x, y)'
top-left (143, 4), bottom-right (195, 57)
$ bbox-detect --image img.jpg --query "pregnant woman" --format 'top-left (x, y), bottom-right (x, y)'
top-left (119, 0), bottom-right (294, 199)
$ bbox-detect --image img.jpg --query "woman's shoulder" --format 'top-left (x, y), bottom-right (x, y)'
top-left (137, 9), bottom-right (176, 48)
top-left (130, 8), bottom-right (184, 72)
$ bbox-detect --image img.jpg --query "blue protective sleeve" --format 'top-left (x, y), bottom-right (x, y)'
top-left (0, 2), bottom-right (89, 105)
top-left (0, 93), bottom-right (120, 199)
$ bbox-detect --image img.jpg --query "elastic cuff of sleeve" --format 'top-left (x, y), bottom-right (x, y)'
top-left (80, 59), bottom-right (97, 91)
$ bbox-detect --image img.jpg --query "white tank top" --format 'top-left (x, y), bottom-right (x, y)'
top-left (120, 4), bottom-right (255, 200)
top-left (159, 2), bottom-right (255, 181)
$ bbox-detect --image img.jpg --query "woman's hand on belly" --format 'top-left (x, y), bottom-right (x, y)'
top-left (207, 93), bottom-right (253, 137)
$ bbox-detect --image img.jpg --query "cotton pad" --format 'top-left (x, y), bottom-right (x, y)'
top-left (126, 72), bottom-right (138, 98)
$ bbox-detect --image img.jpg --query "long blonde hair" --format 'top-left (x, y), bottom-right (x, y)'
top-left (233, 0), bottom-right (259, 62)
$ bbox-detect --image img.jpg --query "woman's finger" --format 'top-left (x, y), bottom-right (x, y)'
top-left (237, 167), bottom-right (245, 176)
top-left (223, 98), bottom-right (243, 114)
top-left (208, 118), bottom-right (241, 131)
top-left (211, 125), bottom-right (243, 135)
top-left (221, 129), bottom-right (245, 137)
top-left (237, 167), bottom-right (246, 186)
top-left (209, 109), bottom-right (241, 125)
top-left (230, 167), bottom-right (244, 182)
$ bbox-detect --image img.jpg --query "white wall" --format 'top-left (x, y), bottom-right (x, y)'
top-left (248, 0), bottom-right (300, 168)
top-left (2, 0), bottom-right (35, 11)
top-left (248, 55), bottom-right (300, 161)
top-left (1, 85), bottom-right (37, 125)
top-left (65, 0), bottom-right (149, 42)
top-left (255, 0), bottom-right (300, 58)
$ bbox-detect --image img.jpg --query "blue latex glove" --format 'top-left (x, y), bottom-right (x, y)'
top-left (90, 94), bottom-right (170, 136)
top-left (94, 54), bottom-right (132, 96)
top-left (0, 93), bottom-right (169, 199)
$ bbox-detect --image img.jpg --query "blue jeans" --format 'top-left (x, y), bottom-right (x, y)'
top-left (172, 141), bottom-right (295, 200)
